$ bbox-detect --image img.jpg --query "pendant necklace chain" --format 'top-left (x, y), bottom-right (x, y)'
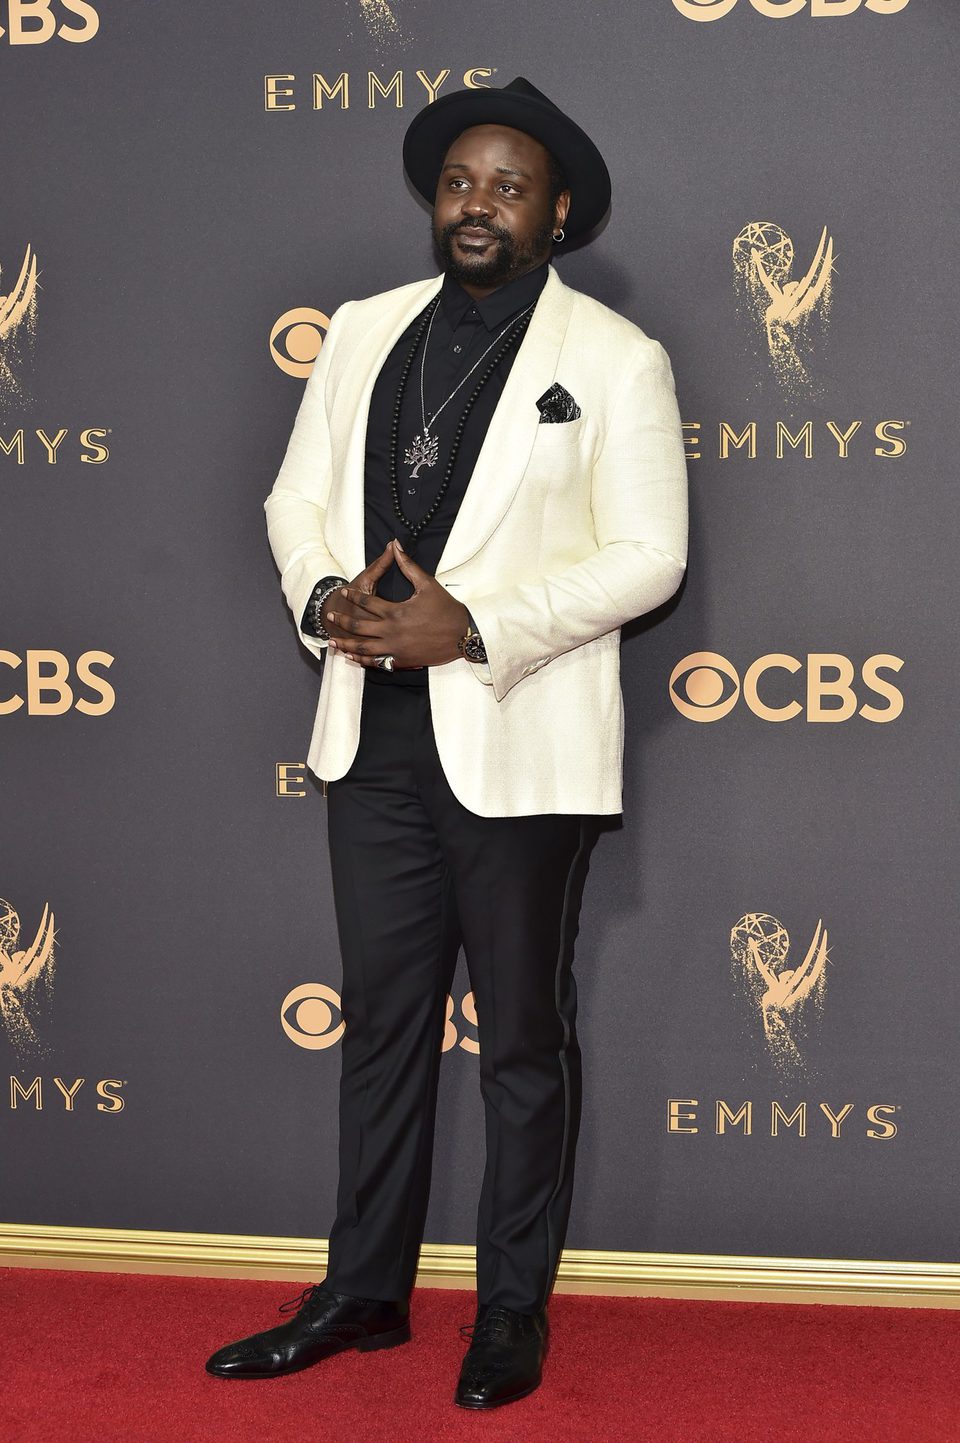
top-left (390, 293), bottom-right (536, 542)
top-left (403, 295), bottom-right (537, 483)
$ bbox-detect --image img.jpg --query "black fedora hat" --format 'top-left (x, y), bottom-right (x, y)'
top-left (402, 76), bottom-right (611, 243)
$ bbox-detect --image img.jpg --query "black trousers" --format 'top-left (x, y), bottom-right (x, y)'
top-left (323, 677), bottom-right (596, 1313)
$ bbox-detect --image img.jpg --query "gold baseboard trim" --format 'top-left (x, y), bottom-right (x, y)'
top-left (0, 1224), bottom-right (957, 1308)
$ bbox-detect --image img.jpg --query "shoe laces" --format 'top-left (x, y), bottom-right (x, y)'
top-left (458, 1306), bottom-right (520, 1345)
top-left (278, 1284), bottom-right (326, 1317)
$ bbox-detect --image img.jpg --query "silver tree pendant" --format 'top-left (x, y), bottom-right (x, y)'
top-left (405, 429), bottom-right (439, 479)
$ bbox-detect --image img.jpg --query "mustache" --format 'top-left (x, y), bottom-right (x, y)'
top-left (440, 218), bottom-right (509, 242)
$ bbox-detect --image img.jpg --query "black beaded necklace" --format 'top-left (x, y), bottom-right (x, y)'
top-left (389, 294), bottom-right (535, 544)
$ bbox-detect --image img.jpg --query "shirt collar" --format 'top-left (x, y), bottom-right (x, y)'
top-left (440, 259), bottom-right (551, 332)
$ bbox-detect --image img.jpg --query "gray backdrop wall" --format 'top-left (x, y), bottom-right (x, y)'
top-left (1, 0), bottom-right (956, 1267)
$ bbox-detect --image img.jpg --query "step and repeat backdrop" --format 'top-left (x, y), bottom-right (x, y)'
top-left (2, 0), bottom-right (957, 1267)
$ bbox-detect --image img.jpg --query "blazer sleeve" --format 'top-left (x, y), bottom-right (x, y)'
top-left (264, 302), bottom-right (355, 662)
top-left (463, 339), bottom-right (688, 702)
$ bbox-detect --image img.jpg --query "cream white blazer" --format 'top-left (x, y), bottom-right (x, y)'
top-left (265, 263), bottom-right (688, 816)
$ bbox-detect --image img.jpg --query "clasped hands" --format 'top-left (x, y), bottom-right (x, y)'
top-left (322, 538), bottom-right (471, 670)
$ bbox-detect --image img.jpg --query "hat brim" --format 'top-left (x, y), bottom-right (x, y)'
top-left (402, 87), bottom-right (611, 242)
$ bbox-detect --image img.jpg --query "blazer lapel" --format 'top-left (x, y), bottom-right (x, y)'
top-left (325, 263), bottom-right (574, 579)
top-left (437, 264), bottom-right (574, 575)
top-left (325, 274), bottom-right (443, 578)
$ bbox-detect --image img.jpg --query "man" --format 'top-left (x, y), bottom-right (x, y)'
top-left (206, 77), bottom-right (688, 1409)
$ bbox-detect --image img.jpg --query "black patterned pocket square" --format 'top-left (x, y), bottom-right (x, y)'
top-left (536, 382), bottom-right (582, 423)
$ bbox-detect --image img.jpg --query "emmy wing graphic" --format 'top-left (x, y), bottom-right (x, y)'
top-left (729, 913), bottom-right (830, 1077)
top-left (732, 223), bottom-right (836, 398)
top-left (0, 244), bottom-right (40, 406)
top-left (0, 898), bottom-right (57, 1054)
top-left (358, 0), bottom-right (402, 44)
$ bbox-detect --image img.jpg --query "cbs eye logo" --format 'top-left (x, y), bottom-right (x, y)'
top-left (671, 0), bottom-right (908, 18)
top-left (281, 983), bottom-right (480, 1053)
top-left (669, 651), bottom-right (904, 723)
top-left (270, 308), bottom-right (330, 378)
top-left (281, 983), bottom-right (345, 1050)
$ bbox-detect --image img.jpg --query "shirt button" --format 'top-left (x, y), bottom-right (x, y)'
top-left (407, 487), bottom-right (417, 495)
top-left (453, 344), bottom-right (462, 353)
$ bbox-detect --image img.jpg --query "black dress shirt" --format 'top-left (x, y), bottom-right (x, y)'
top-left (305, 260), bottom-right (550, 689)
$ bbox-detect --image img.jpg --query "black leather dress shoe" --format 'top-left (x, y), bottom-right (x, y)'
top-left (454, 1303), bottom-right (549, 1409)
top-left (205, 1281), bottom-right (411, 1379)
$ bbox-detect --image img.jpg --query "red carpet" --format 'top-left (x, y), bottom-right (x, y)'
top-left (1, 1268), bottom-right (957, 1443)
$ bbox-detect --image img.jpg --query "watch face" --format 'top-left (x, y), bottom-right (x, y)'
top-left (464, 634), bottom-right (487, 663)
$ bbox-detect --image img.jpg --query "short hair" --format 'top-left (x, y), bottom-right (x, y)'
top-left (546, 150), bottom-right (569, 207)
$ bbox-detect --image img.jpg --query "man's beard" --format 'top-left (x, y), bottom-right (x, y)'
top-left (433, 211), bottom-right (554, 289)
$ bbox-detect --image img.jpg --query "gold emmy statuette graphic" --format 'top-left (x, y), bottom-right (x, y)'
top-left (0, 243), bottom-right (39, 405)
top-left (359, 0), bottom-right (403, 45)
top-left (729, 913), bottom-right (830, 1077)
top-left (0, 897), bottom-right (56, 1054)
top-left (732, 222), bottom-right (835, 398)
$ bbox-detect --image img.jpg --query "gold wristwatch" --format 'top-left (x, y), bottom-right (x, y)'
top-left (457, 614), bottom-right (487, 664)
